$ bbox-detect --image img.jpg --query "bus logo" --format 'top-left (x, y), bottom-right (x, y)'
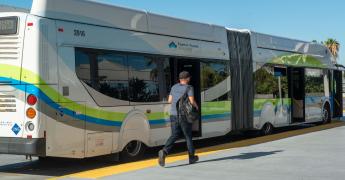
top-left (169, 42), bottom-right (177, 49)
top-left (11, 123), bottom-right (21, 135)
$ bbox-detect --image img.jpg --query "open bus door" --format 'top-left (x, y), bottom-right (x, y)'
top-left (171, 58), bottom-right (202, 137)
top-left (333, 70), bottom-right (343, 118)
top-left (288, 68), bottom-right (306, 123)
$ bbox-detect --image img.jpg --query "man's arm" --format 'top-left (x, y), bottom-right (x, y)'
top-left (168, 95), bottom-right (173, 104)
top-left (188, 96), bottom-right (199, 110)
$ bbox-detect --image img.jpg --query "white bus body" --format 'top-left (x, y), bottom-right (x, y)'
top-left (0, 0), bottom-right (341, 159)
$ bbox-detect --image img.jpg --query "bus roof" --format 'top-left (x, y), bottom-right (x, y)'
top-left (252, 32), bottom-right (331, 57)
top-left (30, 0), bottom-right (227, 43)
top-left (29, 0), bottom-right (333, 65)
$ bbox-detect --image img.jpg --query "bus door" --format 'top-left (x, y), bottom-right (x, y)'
top-left (288, 68), bottom-right (305, 123)
top-left (171, 58), bottom-right (202, 137)
top-left (333, 70), bottom-right (343, 118)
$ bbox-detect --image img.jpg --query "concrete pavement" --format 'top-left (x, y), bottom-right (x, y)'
top-left (102, 126), bottom-right (345, 180)
top-left (0, 121), bottom-right (344, 180)
top-left (54, 121), bottom-right (345, 180)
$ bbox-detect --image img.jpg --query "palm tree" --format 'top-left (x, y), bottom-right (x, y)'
top-left (323, 38), bottom-right (340, 62)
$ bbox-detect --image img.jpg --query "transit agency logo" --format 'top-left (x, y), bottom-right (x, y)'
top-left (169, 41), bottom-right (177, 49)
top-left (11, 123), bottom-right (21, 135)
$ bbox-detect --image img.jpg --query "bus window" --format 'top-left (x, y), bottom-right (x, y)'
top-left (305, 68), bottom-right (324, 97)
top-left (254, 65), bottom-right (288, 99)
top-left (127, 55), bottom-right (171, 104)
top-left (201, 60), bottom-right (231, 102)
top-left (75, 48), bottom-right (130, 106)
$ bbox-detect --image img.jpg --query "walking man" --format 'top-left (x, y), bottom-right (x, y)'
top-left (158, 71), bottom-right (199, 167)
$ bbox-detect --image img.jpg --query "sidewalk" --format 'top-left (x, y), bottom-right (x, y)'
top-left (102, 125), bottom-right (345, 180)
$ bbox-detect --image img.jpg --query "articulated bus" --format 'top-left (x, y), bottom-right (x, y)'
top-left (0, 0), bottom-right (343, 160)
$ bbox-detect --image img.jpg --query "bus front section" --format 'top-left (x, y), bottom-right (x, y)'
top-left (0, 12), bottom-right (45, 156)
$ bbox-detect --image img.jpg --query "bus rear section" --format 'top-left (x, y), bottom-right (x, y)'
top-left (0, 13), bottom-right (45, 156)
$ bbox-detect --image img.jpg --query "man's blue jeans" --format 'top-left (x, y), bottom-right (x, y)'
top-left (163, 115), bottom-right (195, 158)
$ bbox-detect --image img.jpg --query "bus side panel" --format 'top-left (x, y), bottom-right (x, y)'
top-left (45, 102), bottom-right (86, 158)
top-left (201, 101), bottom-right (231, 138)
top-left (56, 46), bottom-right (117, 157)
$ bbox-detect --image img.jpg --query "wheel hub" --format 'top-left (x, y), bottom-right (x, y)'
top-left (323, 109), bottom-right (329, 122)
top-left (125, 141), bottom-right (142, 157)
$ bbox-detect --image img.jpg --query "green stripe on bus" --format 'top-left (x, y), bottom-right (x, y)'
top-left (146, 112), bottom-right (168, 120)
top-left (270, 54), bottom-right (327, 68)
top-left (1, 64), bottom-right (127, 122)
top-left (202, 101), bottom-right (231, 116)
top-left (1, 64), bottom-right (233, 122)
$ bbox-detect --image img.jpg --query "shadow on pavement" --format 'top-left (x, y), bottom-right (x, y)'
top-left (166, 150), bottom-right (283, 168)
top-left (202, 150), bottom-right (284, 161)
top-left (0, 157), bottom-right (120, 177)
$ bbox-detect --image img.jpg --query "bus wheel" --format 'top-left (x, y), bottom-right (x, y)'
top-left (260, 123), bottom-right (274, 136)
top-left (322, 104), bottom-right (331, 124)
top-left (120, 141), bottom-right (146, 162)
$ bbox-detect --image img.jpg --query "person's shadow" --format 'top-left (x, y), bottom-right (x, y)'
top-left (166, 150), bottom-right (283, 168)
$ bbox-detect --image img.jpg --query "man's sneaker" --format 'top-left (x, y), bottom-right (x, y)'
top-left (158, 150), bottom-right (166, 167)
top-left (189, 155), bottom-right (199, 164)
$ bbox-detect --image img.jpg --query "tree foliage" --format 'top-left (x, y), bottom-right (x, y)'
top-left (323, 38), bottom-right (340, 62)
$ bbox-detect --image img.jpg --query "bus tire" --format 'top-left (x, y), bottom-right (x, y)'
top-left (322, 104), bottom-right (331, 124)
top-left (120, 141), bottom-right (146, 162)
top-left (260, 123), bottom-right (274, 136)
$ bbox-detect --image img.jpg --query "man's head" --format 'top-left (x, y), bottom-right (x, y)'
top-left (179, 71), bottom-right (191, 84)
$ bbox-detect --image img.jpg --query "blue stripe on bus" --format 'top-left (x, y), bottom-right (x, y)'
top-left (0, 77), bottom-right (123, 127)
top-left (150, 113), bottom-right (232, 125)
top-left (0, 77), bottom-right (233, 127)
top-left (202, 113), bottom-right (231, 122)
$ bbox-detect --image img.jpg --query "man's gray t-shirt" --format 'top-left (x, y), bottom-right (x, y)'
top-left (170, 83), bottom-right (194, 116)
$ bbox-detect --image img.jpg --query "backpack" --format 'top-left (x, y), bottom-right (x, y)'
top-left (176, 85), bottom-right (199, 123)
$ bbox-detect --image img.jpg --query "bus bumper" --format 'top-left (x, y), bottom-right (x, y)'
top-left (0, 138), bottom-right (45, 156)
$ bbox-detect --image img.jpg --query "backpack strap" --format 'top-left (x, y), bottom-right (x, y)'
top-left (184, 85), bottom-right (191, 96)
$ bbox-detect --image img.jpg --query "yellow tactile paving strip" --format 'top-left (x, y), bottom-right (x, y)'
top-left (49, 121), bottom-right (345, 180)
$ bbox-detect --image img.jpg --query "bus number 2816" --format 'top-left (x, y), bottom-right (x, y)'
top-left (74, 29), bottom-right (86, 37)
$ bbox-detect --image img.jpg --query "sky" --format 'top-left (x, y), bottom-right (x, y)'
top-left (1, 0), bottom-right (344, 64)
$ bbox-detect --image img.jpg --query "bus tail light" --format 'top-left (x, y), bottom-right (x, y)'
top-left (27, 94), bottom-right (37, 106)
top-left (26, 108), bottom-right (37, 119)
